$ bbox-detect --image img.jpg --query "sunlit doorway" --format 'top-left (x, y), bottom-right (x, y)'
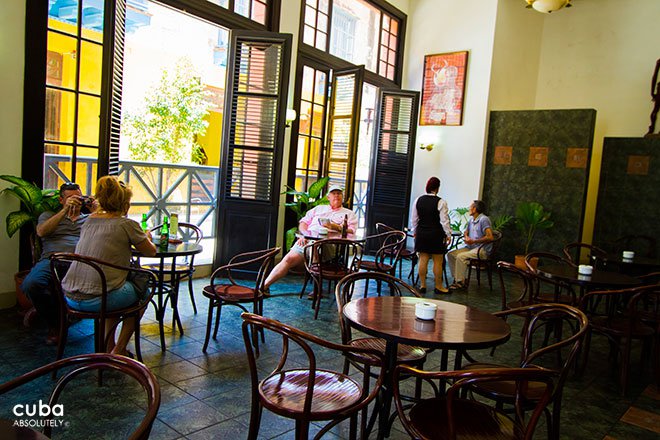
top-left (119, 1), bottom-right (229, 263)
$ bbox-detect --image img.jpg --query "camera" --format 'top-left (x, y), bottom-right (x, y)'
top-left (79, 196), bottom-right (93, 214)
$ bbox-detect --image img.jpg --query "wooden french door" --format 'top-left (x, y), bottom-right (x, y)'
top-left (215, 30), bottom-right (292, 266)
top-left (324, 66), bottom-right (364, 208)
top-left (365, 89), bottom-right (419, 235)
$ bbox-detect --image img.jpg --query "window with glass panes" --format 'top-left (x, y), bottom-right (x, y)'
top-left (206, 0), bottom-right (270, 25)
top-left (294, 65), bottom-right (328, 191)
top-left (301, 0), bottom-right (401, 81)
top-left (44, 1), bottom-right (104, 194)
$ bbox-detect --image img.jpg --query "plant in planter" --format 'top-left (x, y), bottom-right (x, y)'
top-left (450, 206), bottom-right (469, 232)
top-left (1, 175), bottom-right (62, 309)
top-left (514, 201), bottom-right (554, 269)
top-left (282, 176), bottom-right (330, 251)
top-left (492, 214), bottom-right (514, 232)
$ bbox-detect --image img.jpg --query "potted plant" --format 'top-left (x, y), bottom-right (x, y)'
top-left (514, 201), bottom-right (554, 269)
top-left (282, 176), bottom-right (330, 251)
top-left (492, 214), bottom-right (513, 232)
top-left (1, 175), bottom-right (61, 309)
top-left (449, 206), bottom-right (469, 233)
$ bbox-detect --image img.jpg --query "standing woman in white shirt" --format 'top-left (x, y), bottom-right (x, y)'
top-left (411, 177), bottom-right (452, 294)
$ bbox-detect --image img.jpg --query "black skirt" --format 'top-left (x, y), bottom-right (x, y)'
top-left (414, 228), bottom-right (447, 254)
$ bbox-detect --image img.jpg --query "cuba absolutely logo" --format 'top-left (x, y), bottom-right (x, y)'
top-left (12, 400), bottom-right (68, 428)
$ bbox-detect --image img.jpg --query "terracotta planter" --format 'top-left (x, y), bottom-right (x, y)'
top-left (514, 255), bottom-right (538, 271)
top-left (14, 270), bottom-right (33, 310)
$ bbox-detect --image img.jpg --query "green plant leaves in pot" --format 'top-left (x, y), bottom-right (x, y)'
top-left (515, 201), bottom-right (554, 255)
top-left (1, 175), bottom-right (61, 237)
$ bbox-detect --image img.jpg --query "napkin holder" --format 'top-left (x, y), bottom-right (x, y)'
top-left (415, 302), bottom-right (437, 321)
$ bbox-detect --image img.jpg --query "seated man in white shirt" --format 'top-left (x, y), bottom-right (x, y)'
top-left (264, 185), bottom-right (358, 290)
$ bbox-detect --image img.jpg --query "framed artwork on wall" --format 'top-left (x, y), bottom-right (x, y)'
top-left (420, 50), bottom-right (469, 126)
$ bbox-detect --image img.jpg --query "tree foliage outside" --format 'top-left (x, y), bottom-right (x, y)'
top-left (122, 57), bottom-right (213, 165)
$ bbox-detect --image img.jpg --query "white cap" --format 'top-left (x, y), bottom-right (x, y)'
top-left (328, 184), bottom-right (344, 193)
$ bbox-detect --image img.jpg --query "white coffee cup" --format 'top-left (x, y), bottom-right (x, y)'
top-left (578, 264), bottom-right (593, 275)
top-left (415, 302), bottom-right (437, 321)
top-left (622, 251), bottom-right (635, 259)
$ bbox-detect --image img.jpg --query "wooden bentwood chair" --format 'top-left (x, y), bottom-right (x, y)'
top-left (241, 313), bottom-right (384, 440)
top-left (525, 252), bottom-right (577, 305)
top-left (562, 242), bottom-right (608, 267)
top-left (201, 247), bottom-right (280, 353)
top-left (304, 238), bottom-right (362, 319)
top-left (394, 366), bottom-right (556, 440)
top-left (50, 253), bottom-right (157, 363)
top-left (578, 284), bottom-right (660, 395)
top-left (335, 271), bottom-right (428, 375)
top-left (465, 230), bottom-right (503, 290)
top-left (358, 230), bottom-right (407, 294)
top-left (0, 353), bottom-right (160, 440)
top-left (376, 223), bottom-right (418, 283)
top-left (461, 303), bottom-right (589, 440)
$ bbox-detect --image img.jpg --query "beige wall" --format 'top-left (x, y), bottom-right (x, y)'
top-left (403, 0), bottom-right (498, 213)
top-left (0, 0), bottom-right (26, 306)
top-left (533, 0), bottom-right (660, 243)
top-left (489, 0), bottom-right (659, 244)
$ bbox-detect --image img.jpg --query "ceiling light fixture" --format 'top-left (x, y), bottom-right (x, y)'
top-left (525, 0), bottom-right (572, 14)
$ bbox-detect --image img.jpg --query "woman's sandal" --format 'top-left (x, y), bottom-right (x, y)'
top-left (434, 287), bottom-right (449, 294)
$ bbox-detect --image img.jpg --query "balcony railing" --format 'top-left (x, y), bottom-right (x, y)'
top-left (44, 154), bottom-right (370, 262)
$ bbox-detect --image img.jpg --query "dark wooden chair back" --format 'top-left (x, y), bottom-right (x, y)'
top-left (209, 247), bottom-right (280, 293)
top-left (50, 253), bottom-right (157, 362)
top-left (240, 312), bottom-right (384, 439)
top-left (376, 222), bottom-right (418, 283)
top-left (525, 252), bottom-right (576, 305)
top-left (579, 284), bottom-right (660, 394)
top-left (201, 247), bottom-right (280, 353)
top-left (563, 242), bottom-right (607, 267)
top-left (303, 238), bottom-right (362, 319)
top-left (365, 230), bottom-right (407, 272)
top-left (0, 353), bottom-right (160, 439)
top-left (497, 261), bottom-right (536, 311)
top-left (150, 222), bottom-right (202, 244)
top-left (393, 365), bottom-right (555, 440)
top-left (452, 303), bottom-right (587, 440)
top-left (465, 230), bottom-right (503, 290)
top-left (335, 271), bottom-right (421, 345)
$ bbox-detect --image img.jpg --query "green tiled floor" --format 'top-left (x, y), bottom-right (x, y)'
top-left (0, 264), bottom-right (656, 439)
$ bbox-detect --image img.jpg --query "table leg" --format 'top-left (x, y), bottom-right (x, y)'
top-left (157, 258), bottom-right (166, 352)
top-left (376, 340), bottom-right (398, 440)
top-left (169, 256), bottom-right (184, 336)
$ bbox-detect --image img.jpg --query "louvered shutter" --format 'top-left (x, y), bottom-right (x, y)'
top-left (365, 90), bottom-right (419, 236)
top-left (324, 67), bottom-right (364, 207)
top-left (99, 0), bottom-right (126, 177)
top-left (215, 30), bottom-right (292, 266)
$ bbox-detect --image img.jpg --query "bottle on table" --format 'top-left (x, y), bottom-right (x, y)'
top-left (141, 213), bottom-right (149, 233)
top-left (160, 216), bottom-right (170, 249)
top-left (341, 214), bottom-right (348, 238)
top-left (170, 213), bottom-right (179, 239)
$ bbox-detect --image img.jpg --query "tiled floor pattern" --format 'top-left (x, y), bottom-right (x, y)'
top-left (0, 262), bottom-right (658, 439)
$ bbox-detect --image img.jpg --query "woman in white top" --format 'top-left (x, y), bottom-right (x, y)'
top-left (62, 176), bottom-right (157, 356)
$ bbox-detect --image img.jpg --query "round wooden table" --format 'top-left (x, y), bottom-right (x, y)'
top-left (343, 296), bottom-right (511, 439)
top-left (535, 263), bottom-right (641, 291)
top-left (134, 241), bottom-right (203, 351)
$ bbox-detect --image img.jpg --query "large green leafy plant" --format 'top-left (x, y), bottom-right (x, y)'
top-left (0, 176), bottom-right (61, 258)
top-left (449, 206), bottom-right (469, 232)
top-left (515, 201), bottom-right (554, 255)
top-left (283, 177), bottom-right (330, 250)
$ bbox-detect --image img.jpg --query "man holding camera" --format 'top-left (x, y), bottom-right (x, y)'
top-left (21, 182), bottom-right (97, 344)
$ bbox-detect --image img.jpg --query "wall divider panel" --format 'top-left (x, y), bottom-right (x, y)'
top-left (483, 109), bottom-right (596, 260)
top-left (592, 137), bottom-right (660, 255)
